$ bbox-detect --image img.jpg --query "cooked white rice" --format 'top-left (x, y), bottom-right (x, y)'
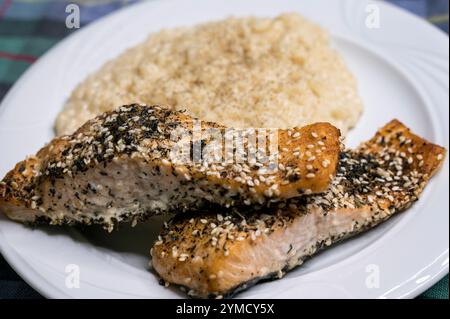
top-left (55, 13), bottom-right (363, 136)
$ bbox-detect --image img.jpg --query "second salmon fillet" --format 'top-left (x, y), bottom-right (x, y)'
top-left (151, 120), bottom-right (446, 298)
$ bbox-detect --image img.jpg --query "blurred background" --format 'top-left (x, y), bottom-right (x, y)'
top-left (0, 0), bottom-right (448, 299)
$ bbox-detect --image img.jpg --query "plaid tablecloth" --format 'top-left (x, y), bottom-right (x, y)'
top-left (0, 0), bottom-right (448, 299)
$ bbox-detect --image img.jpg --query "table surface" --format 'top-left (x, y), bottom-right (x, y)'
top-left (0, 0), bottom-right (448, 299)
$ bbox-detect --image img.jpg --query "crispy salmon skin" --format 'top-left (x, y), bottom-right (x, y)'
top-left (151, 120), bottom-right (446, 298)
top-left (0, 104), bottom-right (340, 231)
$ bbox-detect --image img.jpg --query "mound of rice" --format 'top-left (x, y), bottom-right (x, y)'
top-left (55, 13), bottom-right (363, 136)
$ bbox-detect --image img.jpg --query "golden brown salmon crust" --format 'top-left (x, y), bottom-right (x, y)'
top-left (0, 104), bottom-right (340, 230)
top-left (151, 120), bottom-right (446, 298)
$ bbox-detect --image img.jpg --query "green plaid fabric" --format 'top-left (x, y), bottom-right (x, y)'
top-left (0, 0), bottom-right (448, 299)
top-left (419, 276), bottom-right (449, 299)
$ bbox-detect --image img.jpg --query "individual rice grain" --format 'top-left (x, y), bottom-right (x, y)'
top-left (55, 13), bottom-right (363, 135)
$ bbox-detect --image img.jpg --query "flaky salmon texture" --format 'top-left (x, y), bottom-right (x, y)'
top-left (0, 104), bottom-right (341, 231)
top-left (151, 120), bottom-right (446, 299)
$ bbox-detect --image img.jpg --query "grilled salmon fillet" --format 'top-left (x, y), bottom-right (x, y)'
top-left (151, 120), bottom-right (446, 298)
top-left (0, 104), bottom-right (340, 231)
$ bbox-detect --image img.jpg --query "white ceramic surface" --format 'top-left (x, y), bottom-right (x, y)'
top-left (0, 0), bottom-right (448, 299)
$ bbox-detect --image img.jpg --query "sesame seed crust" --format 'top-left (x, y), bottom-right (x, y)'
top-left (151, 119), bottom-right (446, 298)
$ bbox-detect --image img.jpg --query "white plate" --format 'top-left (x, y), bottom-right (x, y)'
top-left (0, 0), bottom-right (448, 299)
